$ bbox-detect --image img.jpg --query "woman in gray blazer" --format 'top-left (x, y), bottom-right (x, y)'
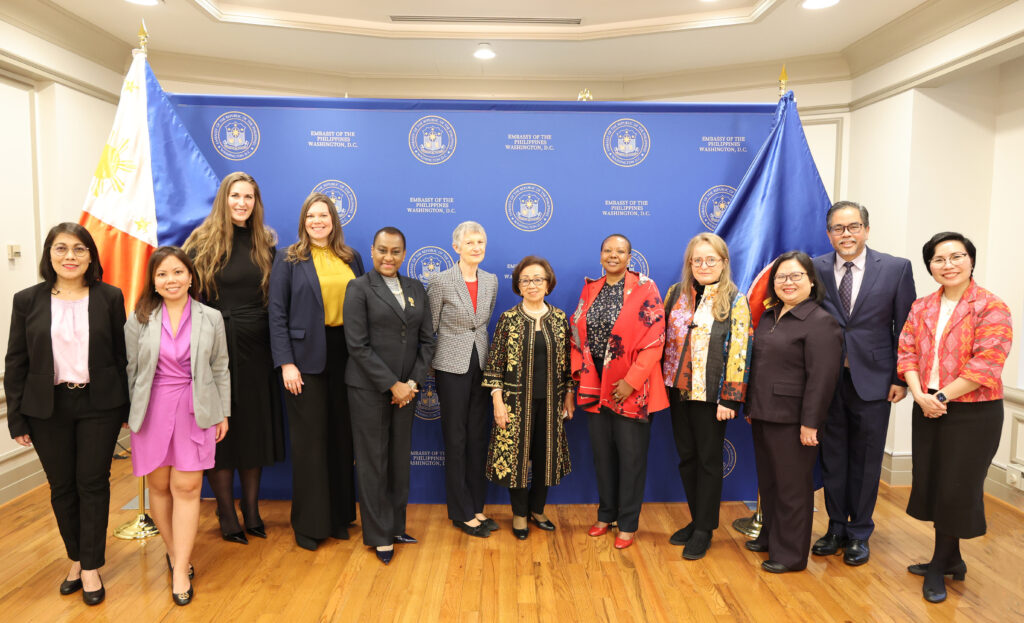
top-left (124, 247), bottom-right (230, 606)
top-left (427, 221), bottom-right (499, 537)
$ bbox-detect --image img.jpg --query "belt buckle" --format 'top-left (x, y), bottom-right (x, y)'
top-left (64, 382), bottom-right (87, 390)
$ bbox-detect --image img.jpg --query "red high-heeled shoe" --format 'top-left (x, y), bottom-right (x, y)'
top-left (587, 523), bottom-right (609, 537)
top-left (614, 534), bottom-right (635, 549)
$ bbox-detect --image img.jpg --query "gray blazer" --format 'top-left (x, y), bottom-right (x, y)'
top-left (125, 299), bottom-right (230, 433)
top-left (427, 264), bottom-right (497, 374)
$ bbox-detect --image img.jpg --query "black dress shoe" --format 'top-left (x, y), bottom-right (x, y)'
top-left (669, 523), bottom-right (695, 546)
top-left (843, 539), bottom-right (870, 566)
top-left (82, 574), bottom-right (105, 606)
top-left (682, 530), bottom-right (711, 560)
top-left (529, 515), bottom-right (556, 531)
top-left (375, 547), bottom-right (394, 565)
top-left (481, 517), bottom-right (500, 532)
top-left (245, 523), bottom-right (267, 539)
top-left (393, 533), bottom-right (418, 544)
top-left (222, 530), bottom-right (249, 545)
top-left (172, 582), bottom-right (194, 606)
top-left (745, 539), bottom-right (769, 553)
top-left (452, 520), bottom-right (490, 538)
top-left (59, 577), bottom-right (82, 595)
top-left (923, 578), bottom-right (947, 603)
top-left (907, 560), bottom-right (967, 580)
top-left (811, 533), bottom-right (846, 556)
top-left (295, 533), bottom-right (320, 551)
top-left (332, 526), bottom-right (350, 540)
top-left (513, 526), bottom-right (529, 540)
top-left (761, 560), bottom-right (795, 574)
top-left (165, 554), bottom-right (194, 580)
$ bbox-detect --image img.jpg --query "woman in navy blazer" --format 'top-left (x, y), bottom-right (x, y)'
top-left (269, 193), bottom-right (364, 551)
top-left (4, 223), bottom-right (128, 606)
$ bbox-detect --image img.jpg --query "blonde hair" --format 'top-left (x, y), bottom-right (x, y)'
top-left (284, 193), bottom-right (355, 264)
top-left (183, 172), bottom-right (276, 303)
top-left (681, 232), bottom-right (738, 322)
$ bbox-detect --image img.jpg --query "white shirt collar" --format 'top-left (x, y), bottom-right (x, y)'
top-left (834, 248), bottom-right (867, 272)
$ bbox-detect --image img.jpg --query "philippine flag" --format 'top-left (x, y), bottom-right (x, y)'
top-left (80, 49), bottom-right (220, 311)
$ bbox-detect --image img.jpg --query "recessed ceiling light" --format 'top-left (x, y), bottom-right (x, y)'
top-left (802, 0), bottom-right (840, 8)
top-left (473, 43), bottom-right (496, 60)
top-left (125, 0), bottom-right (161, 6)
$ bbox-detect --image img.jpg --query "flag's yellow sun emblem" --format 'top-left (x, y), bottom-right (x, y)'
top-left (90, 138), bottom-right (136, 197)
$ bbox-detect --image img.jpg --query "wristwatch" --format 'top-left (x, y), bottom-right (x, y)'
top-left (935, 391), bottom-right (948, 403)
top-left (407, 380), bottom-right (418, 391)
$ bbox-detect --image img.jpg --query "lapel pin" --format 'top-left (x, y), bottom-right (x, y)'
top-left (408, 296), bottom-right (415, 308)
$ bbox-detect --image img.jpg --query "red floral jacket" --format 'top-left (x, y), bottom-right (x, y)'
top-left (570, 271), bottom-right (669, 420)
top-left (897, 280), bottom-right (1013, 402)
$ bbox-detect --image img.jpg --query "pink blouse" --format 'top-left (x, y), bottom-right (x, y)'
top-left (51, 295), bottom-right (90, 384)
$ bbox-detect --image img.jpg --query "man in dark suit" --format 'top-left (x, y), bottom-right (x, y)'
top-left (344, 227), bottom-right (435, 565)
top-left (812, 201), bottom-right (916, 566)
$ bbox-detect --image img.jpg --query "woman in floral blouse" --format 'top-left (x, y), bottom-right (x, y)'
top-left (483, 256), bottom-right (574, 539)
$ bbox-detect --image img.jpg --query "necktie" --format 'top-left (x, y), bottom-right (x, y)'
top-left (839, 261), bottom-right (854, 314)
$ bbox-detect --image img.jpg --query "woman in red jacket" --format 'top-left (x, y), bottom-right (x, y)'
top-left (570, 234), bottom-right (668, 549)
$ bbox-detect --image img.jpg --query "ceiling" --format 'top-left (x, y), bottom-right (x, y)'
top-left (43, 0), bottom-right (942, 80)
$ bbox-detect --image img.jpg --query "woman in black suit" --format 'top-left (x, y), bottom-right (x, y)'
top-left (4, 222), bottom-right (128, 605)
top-left (343, 227), bottom-right (435, 565)
top-left (745, 251), bottom-right (842, 574)
top-left (268, 193), bottom-right (364, 551)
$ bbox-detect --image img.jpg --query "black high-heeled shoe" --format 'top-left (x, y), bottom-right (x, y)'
top-left (165, 553), bottom-right (195, 579)
top-left (908, 560), bottom-right (967, 581)
top-left (375, 547), bottom-right (394, 565)
top-left (222, 530), bottom-right (249, 545)
top-left (529, 515), bottom-right (556, 531)
top-left (452, 520), bottom-right (490, 538)
top-left (82, 573), bottom-right (105, 606)
top-left (245, 523), bottom-right (267, 539)
top-left (172, 582), bottom-right (194, 606)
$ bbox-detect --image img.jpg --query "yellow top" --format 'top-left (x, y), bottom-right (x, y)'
top-left (311, 245), bottom-right (356, 326)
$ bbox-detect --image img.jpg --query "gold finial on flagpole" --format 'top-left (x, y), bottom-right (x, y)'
top-left (138, 20), bottom-right (149, 54)
top-left (577, 88), bottom-right (593, 102)
top-left (778, 64), bottom-right (788, 97)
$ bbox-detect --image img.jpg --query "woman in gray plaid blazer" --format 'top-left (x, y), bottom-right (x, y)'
top-left (427, 221), bottom-right (499, 537)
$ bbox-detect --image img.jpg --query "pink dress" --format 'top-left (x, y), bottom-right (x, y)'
top-left (131, 302), bottom-right (216, 476)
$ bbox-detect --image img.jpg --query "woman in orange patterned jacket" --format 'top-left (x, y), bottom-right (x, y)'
top-left (570, 233), bottom-right (668, 549)
top-left (897, 231), bottom-right (1013, 605)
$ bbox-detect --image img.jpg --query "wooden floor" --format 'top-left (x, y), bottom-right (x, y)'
top-left (1, 458), bottom-right (1022, 623)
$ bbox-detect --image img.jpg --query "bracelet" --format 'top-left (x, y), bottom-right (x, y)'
top-left (490, 388), bottom-right (502, 396)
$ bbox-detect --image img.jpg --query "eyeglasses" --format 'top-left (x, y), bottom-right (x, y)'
top-left (929, 252), bottom-right (969, 268)
top-left (774, 272), bottom-right (807, 284)
top-left (518, 277), bottom-right (548, 287)
top-left (690, 256), bottom-right (723, 268)
top-left (828, 223), bottom-right (864, 235)
top-left (51, 244), bottom-right (90, 258)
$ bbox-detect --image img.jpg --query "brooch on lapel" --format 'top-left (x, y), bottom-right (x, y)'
top-left (408, 296), bottom-right (415, 308)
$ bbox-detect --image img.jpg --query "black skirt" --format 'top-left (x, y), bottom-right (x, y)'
top-left (906, 399), bottom-right (1002, 538)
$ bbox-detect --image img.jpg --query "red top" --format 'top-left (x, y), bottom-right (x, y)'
top-left (466, 279), bottom-right (478, 313)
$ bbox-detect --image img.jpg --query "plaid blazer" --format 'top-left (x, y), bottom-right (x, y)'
top-left (428, 265), bottom-right (498, 374)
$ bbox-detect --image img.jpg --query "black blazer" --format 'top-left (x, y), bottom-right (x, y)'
top-left (342, 270), bottom-right (435, 393)
top-left (268, 249), bottom-right (364, 374)
top-left (746, 299), bottom-right (842, 429)
top-left (4, 282), bottom-right (129, 437)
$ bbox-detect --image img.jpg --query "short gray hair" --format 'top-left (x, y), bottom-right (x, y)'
top-left (452, 221), bottom-right (487, 249)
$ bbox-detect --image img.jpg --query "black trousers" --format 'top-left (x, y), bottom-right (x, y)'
top-left (587, 406), bottom-right (651, 533)
top-left (751, 419), bottom-right (818, 570)
top-left (819, 368), bottom-right (892, 541)
top-left (27, 386), bottom-right (122, 570)
top-left (284, 326), bottom-right (356, 540)
top-left (435, 347), bottom-right (491, 522)
top-left (509, 398), bottom-right (549, 517)
top-left (349, 386), bottom-right (414, 547)
top-left (669, 390), bottom-right (728, 531)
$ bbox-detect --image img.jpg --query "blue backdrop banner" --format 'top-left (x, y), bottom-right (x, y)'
top-left (168, 95), bottom-right (788, 504)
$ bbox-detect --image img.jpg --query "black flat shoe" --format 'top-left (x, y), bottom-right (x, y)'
top-left (481, 517), bottom-right (499, 532)
top-left (669, 523), bottom-right (695, 546)
top-left (452, 520), bottom-right (490, 538)
top-left (59, 577), bottom-right (82, 595)
top-left (745, 539), bottom-right (769, 553)
top-left (682, 530), bottom-right (711, 561)
top-left (295, 533), bottom-right (319, 551)
top-left (908, 560), bottom-right (967, 580)
top-left (513, 526), bottom-right (529, 540)
top-left (529, 515), bottom-right (556, 531)
top-left (375, 547), bottom-right (394, 565)
top-left (761, 560), bottom-right (795, 574)
top-left (172, 582), bottom-right (194, 606)
top-left (923, 577), bottom-right (947, 603)
top-left (843, 539), bottom-right (870, 566)
top-left (222, 530), bottom-right (249, 545)
top-left (811, 533), bottom-right (847, 556)
top-left (165, 554), bottom-right (195, 580)
top-left (245, 523), bottom-right (267, 539)
top-left (82, 574), bottom-right (105, 606)
top-left (393, 533), bottom-right (418, 544)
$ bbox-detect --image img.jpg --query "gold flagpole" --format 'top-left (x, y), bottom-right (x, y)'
top-left (114, 20), bottom-right (158, 541)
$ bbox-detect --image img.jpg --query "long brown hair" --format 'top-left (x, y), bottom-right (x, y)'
top-left (134, 246), bottom-right (197, 324)
top-left (680, 232), bottom-right (738, 322)
top-left (183, 172), bottom-right (276, 303)
top-left (284, 193), bottom-right (355, 264)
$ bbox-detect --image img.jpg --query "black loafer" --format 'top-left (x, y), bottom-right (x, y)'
top-left (481, 517), bottom-right (500, 532)
top-left (744, 539), bottom-right (769, 553)
top-left (393, 533), bottom-right (418, 544)
top-left (529, 516), bottom-right (556, 531)
top-left (82, 574), bottom-right (105, 606)
top-left (172, 583), bottom-right (194, 606)
top-left (375, 547), bottom-right (394, 565)
top-left (59, 578), bottom-right (82, 595)
top-left (843, 539), bottom-right (870, 566)
top-left (513, 526), bottom-right (529, 540)
top-left (908, 560), bottom-right (967, 580)
top-left (295, 533), bottom-right (320, 551)
top-left (452, 520), bottom-right (490, 538)
top-left (245, 523), bottom-right (267, 539)
top-left (761, 560), bottom-right (795, 574)
top-left (811, 533), bottom-right (846, 556)
top-left (669, 523), bottom-right (695, 546)
top-left (923, 580), bottom-right (947, 603)
top-left (222, 530), bottom-right (249, 545)
top-left (682, 530), bottom-right (711, 560)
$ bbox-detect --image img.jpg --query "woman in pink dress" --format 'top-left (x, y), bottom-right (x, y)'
top-left (125, 247), bottom-right (230, 606)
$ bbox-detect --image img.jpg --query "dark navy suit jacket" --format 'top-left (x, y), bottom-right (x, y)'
top-left (268, 249), bottom-right (364, 374)
top-left (813, 247), bottom-right (915, 402)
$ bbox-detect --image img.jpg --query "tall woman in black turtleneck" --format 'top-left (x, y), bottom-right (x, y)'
top-left (183, 172), bottom-right (283, 544)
